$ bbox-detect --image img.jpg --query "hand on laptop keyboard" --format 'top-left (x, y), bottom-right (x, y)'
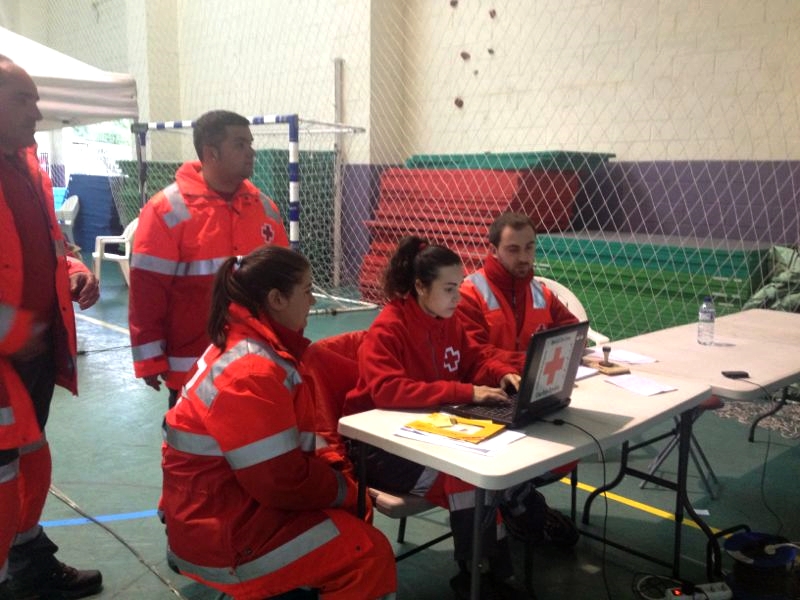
top-left (472, 385), bottom-right (512, 405)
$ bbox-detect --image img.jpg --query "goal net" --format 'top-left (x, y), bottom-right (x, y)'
top-left (17, 0), bottom-right (799, 338)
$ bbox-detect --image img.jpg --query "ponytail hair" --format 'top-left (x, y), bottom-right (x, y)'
top-left (207, 245), bottom-right (310, 348)
top-left (382, 236), bottom-right (462, 300)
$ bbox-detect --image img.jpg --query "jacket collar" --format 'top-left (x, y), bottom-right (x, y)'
top-left (483, 253), bottom-right (533, 298)
top-left (227, 303), bottom-right (310, 361)
top-left (175, 160), bottom-right (259, 204)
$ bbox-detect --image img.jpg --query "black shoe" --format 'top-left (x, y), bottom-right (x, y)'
top-left (541, 506), bottom-right (579, 548)
top-left (0, 581), bottom-right (15, 600)
top-left (503, 504), bottom-right (579, 548)
top-left (8, 561), bottom-right (102, 600)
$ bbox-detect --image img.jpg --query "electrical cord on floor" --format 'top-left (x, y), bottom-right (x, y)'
top-left (739, 378), bottom-right (785, 536)
top-left (48, 484), bottom-right (190, 600)
top-left (541, 417), bottom-right (612, 600)
top-left (76, 344), bottom-right (132, 356)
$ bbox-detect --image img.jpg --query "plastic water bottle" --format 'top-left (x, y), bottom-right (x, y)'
top-left (697, 295), bottom-right (715, 345)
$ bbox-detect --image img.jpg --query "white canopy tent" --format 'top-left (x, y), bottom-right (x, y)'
top-left (0, 26), bottom-right (138, 130)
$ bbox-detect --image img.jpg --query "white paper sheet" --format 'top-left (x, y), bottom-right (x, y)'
top-left (394, 426), bottom-right (527, 456)
top-left (603, 374), bottom-right (677, 396)
top-left (576, 365), bottom-right (599, 380)
top-left (586, 348), bottom-right (657, 364)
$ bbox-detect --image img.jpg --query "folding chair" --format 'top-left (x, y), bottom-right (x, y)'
top-left (305, 330), bottom-right (453, 561)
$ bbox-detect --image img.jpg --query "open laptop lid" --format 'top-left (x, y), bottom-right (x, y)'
top-left (513, 320), bottom-right (590, 423)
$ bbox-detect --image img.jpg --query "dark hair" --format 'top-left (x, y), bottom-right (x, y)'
top-left (488, 212), bottom-right (536, 247)
top-left (207, 245), bottom-right (310, 347)
top-left (193, 110), bottom-right (250, 159)
top-left (382, 236), bottom-right (461, 300)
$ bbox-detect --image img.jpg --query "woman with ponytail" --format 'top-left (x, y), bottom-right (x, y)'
top-left (344, 237), bottom-right (539, 599)
top-left (161, 245), bottom-right (396, 600)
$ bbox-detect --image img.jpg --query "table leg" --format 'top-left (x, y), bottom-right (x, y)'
top-left (357, 442), bottom-right (367, 519)
top-left (470, 488), bottom-right (485, 600)
top-left (675, 410), bottom-right (722, 580)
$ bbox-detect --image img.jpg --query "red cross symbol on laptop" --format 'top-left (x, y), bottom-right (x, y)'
top-left (443, 346), bottom-right (461, 373)
top-left (543, 346), bottom-right (565, 385)
top-left (261, 223), bottom-right (275, 243)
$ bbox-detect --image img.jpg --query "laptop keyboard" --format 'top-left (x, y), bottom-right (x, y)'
top-left (460, 397), bottom-right (517, 421)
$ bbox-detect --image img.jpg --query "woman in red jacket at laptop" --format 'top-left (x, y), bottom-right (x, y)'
top-left (343, 236), bottom-right (573, 599)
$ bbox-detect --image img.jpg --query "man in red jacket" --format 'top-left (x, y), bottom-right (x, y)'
top-left (457, 211), bottom-right (580, 548)
top-left (0, 55), bottom-right (102, 600)
top-left (129, 110), bottom-right (289, 407)
top-left (458, 212), bottom-right (578, 371)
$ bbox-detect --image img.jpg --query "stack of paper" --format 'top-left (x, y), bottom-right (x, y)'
top-left (396, 412), bottom-right (527, 456)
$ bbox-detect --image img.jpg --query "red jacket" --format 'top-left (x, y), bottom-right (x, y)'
top-left (0, 147), bottom-right (88, 449)
top-left (129, 161), bottom-right (289, 389)
top-left (458, 254), bottom-right (578, 371)
top-left (162, 304), bottom-right (361, 586)
top-left (343, 297), bottom-right (515, 416)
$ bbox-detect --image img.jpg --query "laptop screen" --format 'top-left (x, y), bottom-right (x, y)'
top-left (518, 321), bottom-right (589, 408)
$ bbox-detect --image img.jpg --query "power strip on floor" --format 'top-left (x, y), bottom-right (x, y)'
top-left (665, 581), bottom-right (732, 600)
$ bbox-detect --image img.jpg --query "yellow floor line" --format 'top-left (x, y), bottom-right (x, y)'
top-left (75, 313), bottom-right (130, 335)
top-left (561, 478), bottom-right (722, 534)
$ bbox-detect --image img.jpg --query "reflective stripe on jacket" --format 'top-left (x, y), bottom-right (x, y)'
top-left (129, 161), bottom-right (289, 389)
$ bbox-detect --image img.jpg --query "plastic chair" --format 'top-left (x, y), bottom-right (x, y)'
top-left (92, 217), bottom-right (138, 286)
top-left (56, 194), bottom-right (80, 245)
top-left (304, 330), bottom-right (452, 561)
top-left (534, 276), bottom-right (610, 345)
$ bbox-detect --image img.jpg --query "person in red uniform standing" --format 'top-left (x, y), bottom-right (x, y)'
top-left (162, 245), bottom-right (396, 600)
top-left (458, 212), bottom-right (578, 372)
top-left (457, 211), bottom-right (580, 547)
top-left (343, 236), bottom-right (547, 599)
top-left (0, 55), bottom-right (102, 600)
top-left (129, 110), bottom-right (289, 407)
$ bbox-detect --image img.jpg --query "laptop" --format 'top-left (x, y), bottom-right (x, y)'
top-left (450, 321), bottom-right (590, 428)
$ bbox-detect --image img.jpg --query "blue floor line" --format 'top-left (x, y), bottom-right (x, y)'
top-left (42, 509), bottom-right (158, 528)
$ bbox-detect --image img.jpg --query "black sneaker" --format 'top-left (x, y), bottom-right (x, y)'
top-left (503, 505), bottom-right (578, 548)
top-left (541, 506), bottom-right (579, 548)
top-left (0, 581), bottom-right (15, 600)
top-left (8, 561), bottom-right (102, 600)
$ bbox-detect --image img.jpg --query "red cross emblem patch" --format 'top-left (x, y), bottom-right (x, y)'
top-left (542, 346), bottom-right (565, 385)
top-left (261, 223), bottom-right (275, 243)
top-left (443, 346), bottom-right (461, 373)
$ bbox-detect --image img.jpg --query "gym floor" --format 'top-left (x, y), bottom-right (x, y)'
top-left (40, 263), bottom-right (800, 599)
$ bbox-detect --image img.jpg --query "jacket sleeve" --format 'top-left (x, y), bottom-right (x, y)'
top-left (358, 320), bottom-right (474, 409)
top-left (456, 282), bottom-right (492, 346)
top-left (128, 201), bottom-right (175, 378)
top-left (211, 363), bottom-right (356, 512)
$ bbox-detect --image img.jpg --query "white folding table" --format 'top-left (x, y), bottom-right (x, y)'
top-left (340, 373), bottom-right (712, 599)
